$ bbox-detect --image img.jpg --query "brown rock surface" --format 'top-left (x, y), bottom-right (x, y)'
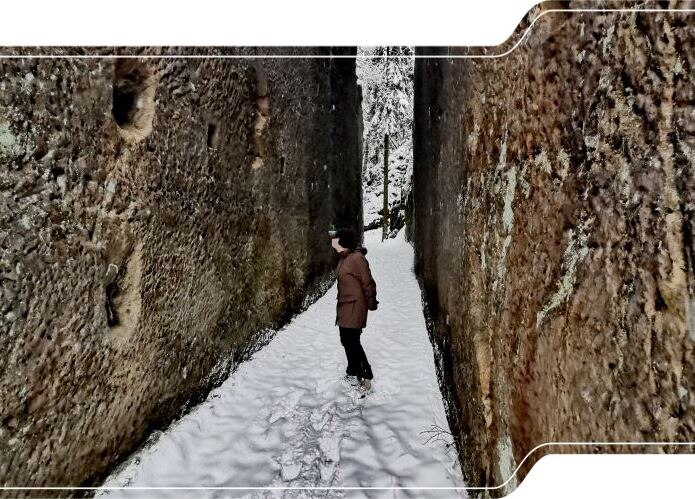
top-left (413, 3), bottom-right (694, 494)
top-left (0, 47), bottom-right (362, 488)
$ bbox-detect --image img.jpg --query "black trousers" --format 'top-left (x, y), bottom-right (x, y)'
top-left (339, 327), bottom-right (373, 380)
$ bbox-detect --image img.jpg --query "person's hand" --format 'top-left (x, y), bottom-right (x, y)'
top-left (368, 297), bottom-right (379, 311)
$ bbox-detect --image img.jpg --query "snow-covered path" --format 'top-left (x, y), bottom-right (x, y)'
top-left (101, 230), bottom-right (465, 498)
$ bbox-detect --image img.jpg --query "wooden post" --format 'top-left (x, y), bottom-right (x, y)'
top-left (382, 133), bottom-right (389, 241)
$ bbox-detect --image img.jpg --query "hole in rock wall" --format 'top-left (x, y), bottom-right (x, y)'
top-left (655, 286), bottom-right (668, 311)
top-left (112, 60), bottom-right (157, 141)
top-left (280, 156), bottom-right (285, 175)
top-left (207, 122), bottom-right (219, 148)
top-left (105, 274), bottom-right (120, 327)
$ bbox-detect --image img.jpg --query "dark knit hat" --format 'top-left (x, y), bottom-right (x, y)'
top-left (328, 227), bottom-right (357, 250)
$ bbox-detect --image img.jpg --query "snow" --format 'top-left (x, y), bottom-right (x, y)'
top-left (99, 229), bottom-right (466, 498)
top-left (357, 47), bottom-right (414, 230)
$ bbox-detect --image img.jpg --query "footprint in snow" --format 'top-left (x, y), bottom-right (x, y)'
top-left (267, 391), bottom-right (303, 424)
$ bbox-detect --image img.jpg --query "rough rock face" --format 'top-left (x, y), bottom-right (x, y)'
top-left (413, 3), bottom-right (694, 494)
top-left (0, 47), bottom-right (362, 488)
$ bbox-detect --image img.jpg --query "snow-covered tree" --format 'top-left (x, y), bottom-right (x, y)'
top-left (356, 47), bottom-right (414, 236)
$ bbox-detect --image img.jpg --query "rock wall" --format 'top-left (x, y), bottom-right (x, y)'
top-left (413, 3), bottom-right (694, 494)
top-left (0, 47), bottom-right (362, 488)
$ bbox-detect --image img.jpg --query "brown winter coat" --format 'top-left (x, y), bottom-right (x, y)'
top-left (335, 248), bottom-right (378, 328)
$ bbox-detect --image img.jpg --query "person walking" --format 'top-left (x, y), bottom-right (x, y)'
top-left (329, 227), bottom-right (378, 391)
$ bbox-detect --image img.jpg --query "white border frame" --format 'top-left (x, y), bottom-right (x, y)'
top-left (1, 3), bottom-right (694, 495)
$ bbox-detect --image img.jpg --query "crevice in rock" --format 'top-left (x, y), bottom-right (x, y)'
top-left (104, 243), bottom-right (143, 340)
top-left (251, 65), bottom-right (270, 171)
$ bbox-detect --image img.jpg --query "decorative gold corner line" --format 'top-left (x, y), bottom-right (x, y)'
top-left (427, 7), bottom-right (695, 59)
top-left (0, 8), bottom-right (693, 60)
top-left (467, 441), bottom-right (695, 491)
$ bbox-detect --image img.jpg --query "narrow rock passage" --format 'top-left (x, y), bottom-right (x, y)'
top-left (101, 230), bottom-right (465, 498)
